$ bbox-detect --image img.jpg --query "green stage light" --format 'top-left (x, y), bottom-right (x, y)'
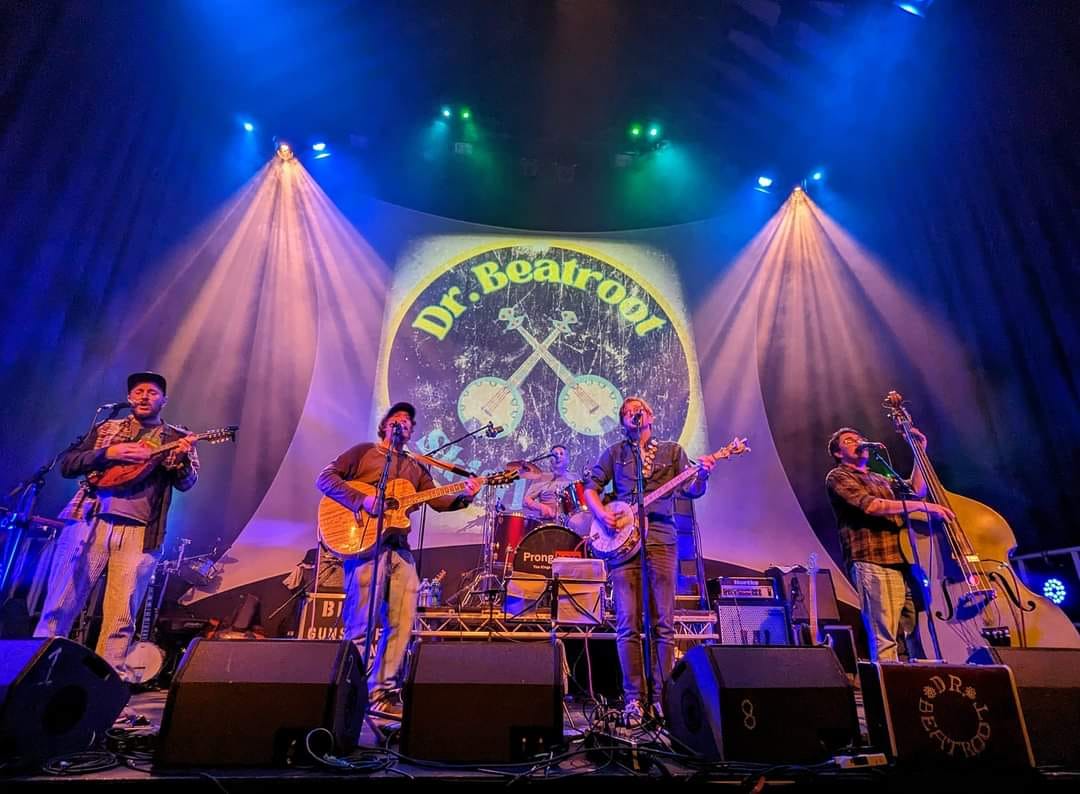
top-left (629, 123), bottom-right (643, 139)
top-left (460, 107), bottom-right (471, 120)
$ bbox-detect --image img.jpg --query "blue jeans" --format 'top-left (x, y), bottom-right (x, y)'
top-left (850, 561), bottom-right (919, 662)
top-left (342, 548), bottom-right (419, 699)
top-left (609, 540), bottom-right (677, 704)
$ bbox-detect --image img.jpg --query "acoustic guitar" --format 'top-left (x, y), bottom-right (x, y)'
top-left (318, 469), bottom-right (518, 557)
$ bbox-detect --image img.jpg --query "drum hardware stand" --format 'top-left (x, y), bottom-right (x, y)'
top-left (458, 485), bottom-right (506, 610)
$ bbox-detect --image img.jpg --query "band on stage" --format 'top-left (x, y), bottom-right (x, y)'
top-left (17, 371), bottom-right (1079, 730)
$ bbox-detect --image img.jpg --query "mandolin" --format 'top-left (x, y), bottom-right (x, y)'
top-left (87, 425), bottom-right (238, 491)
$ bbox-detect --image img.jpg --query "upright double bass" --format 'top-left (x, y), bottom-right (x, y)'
top-left (882, 391), bottom-right (1080, 663)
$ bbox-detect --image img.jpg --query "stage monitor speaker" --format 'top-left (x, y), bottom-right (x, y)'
top-left (859, 661), bottom-right (1034, 769)
top-left (715, 601), bottom-right (790, 645)
top-left (0, 638), bottom-right (129, 766)
top-left (664, 645), bottom-right (857, 763)
top-left (156, 639), bottom-right (365, 767)
top-left (401, 641), bottom-right (563, 763)
top-left (978, 647), bottom-right (1080, 768)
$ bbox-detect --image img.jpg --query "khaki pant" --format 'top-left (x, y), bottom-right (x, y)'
top-left (34, 517), bottom-right (158, 681)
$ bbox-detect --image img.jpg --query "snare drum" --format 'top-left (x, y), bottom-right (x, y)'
top-left (512, 525), bottom-right (585, 577)
top-left (492, 511), bottom-right (540, 562)
top-left (559, 481), bottom-right (593, 534)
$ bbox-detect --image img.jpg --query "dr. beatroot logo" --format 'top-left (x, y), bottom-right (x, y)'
top-left (385, 243), bottom-right (692, 480)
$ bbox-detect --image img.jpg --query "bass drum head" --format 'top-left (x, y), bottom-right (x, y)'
top-left (512, 525), bottom-right (585, 577)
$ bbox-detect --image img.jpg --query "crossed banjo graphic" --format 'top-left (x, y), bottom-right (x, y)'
top-left (457, 308), bottom-right (623, 437)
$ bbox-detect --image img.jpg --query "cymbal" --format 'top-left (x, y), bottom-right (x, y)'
top-left (505, 460), bottom-right (543, 480)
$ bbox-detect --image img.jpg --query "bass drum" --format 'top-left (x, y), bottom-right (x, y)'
top-left (512, 525), bottom-right (585, 577)
top-left (493, 511), bottom-right (541, 562)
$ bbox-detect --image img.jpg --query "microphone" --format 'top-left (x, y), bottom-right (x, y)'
top-left (99, 401), bottom-right (129, 410)
top-left (631, 411), bottom-right (643, 426)
top-left (485, 423), bottom-right (504, 438)
top-left (528, 452), bottom-right (557, 463)
top-left (390, 421), bottom-right (405, 441)
top-left (856, 440), bottom-right (886, 452)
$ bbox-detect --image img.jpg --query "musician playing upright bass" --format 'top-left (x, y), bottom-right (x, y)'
top-left (583, 396), bottom-right (717, 726)
top-left (825, 426), bottom-right (954, 661)
top-left (316, 401), bottom-right (482, 719)
top-left (34, 372), bottom-right (199, 681)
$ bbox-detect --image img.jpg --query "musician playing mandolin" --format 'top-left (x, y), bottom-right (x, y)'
top-left (825, 426), bottom-right (955, 662)
top-left (584, 396), bottom-right (718, 726)
top-left (316, 401), bottom-right (482, 719)
top-left (34, 372), bottom-right (199, 681)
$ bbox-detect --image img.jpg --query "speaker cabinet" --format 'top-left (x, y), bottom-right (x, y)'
top-left (401, 641), bottom-right (564, 763)
top-left (715, 601), bottom-right (790, 645)
top-left (664, 645), bottom-right (857, 763)
top-left (978, 647), bottom-right (1080, 768)
top-left (860, 661), bottom-right (1033, 769)
top-left (0, 638), bottom-right (129, 766)
top-left (156, 639), bottom-right (365, 767)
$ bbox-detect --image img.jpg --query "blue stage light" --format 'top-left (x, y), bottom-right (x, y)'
top-left (1043, 578), bottom-right (1067, 605)
top-left (242, 121), bottom-right (255, 132)
top-left (313, 152), bottom-right (331, 160)
top-left (812, 171), bottom-right (824, 181)
top-left (895, 0), bottom-right (933, 17)
top-left (312, 142), bottom-right (327, 152)
top-left (757, 176), bottom-right (774, 188)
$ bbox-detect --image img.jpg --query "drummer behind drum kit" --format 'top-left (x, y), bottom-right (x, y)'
top-left (458, 458), bottom-right (601, 614)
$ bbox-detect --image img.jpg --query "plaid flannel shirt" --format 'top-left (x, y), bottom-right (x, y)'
top-left (825, 465), bottom-right (907, 568)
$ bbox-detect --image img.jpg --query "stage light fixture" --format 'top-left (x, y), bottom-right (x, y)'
top-left (312, 142), bottom-right (327, 152)
top-left (628, 123), bottom-right (642, 139)
top-left (895, 0), bottom-right (933, 17)
top-left (1043, 578), bottom-right (1067, 605)
top-left (441, 106), bottom-right (452, 119)
top-left (276, 141), bottom-right (294, 161)
top-left (648, 125), bottom-right (661, 139)
top-left (812, 170), bottom-right (824, 181)
top-left (314, 152), bottom-right (331, 160)
top-left (757, 176), bottom-right (774, 188)
top-left (242, 121), bottom-right (255, 132)
top-left (460, 107), bottom-right (471, 120)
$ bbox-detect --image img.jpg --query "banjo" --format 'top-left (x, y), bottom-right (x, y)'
top-left (124, 560), bottom-right (169, 684)
top-left (587, 437), bottom-right (750, 565)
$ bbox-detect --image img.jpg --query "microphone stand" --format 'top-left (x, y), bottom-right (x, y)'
top-left (413, 423), bottom-right (493, 580)
top-left (1, 404), bottom-right (125, 595)
top-left (360, 426), bottom-right (401, 678)
top-left (868, 447), bottom-right (942, 661)
top-left (627, 420), bottom-right (655, 711)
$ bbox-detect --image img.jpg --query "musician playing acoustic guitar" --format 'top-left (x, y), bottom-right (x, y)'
top-left (316, 401), bottom-right (482, 719)
top-left (584, 396), bottom-right (719, 727)
top-left (34, 371), bottom-right (199, 681)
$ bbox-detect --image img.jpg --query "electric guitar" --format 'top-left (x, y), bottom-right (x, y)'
top-left (587, 437), bottom-right (750, 565)
top-left (87, 425), bottom-right (238, 491)
top-left (318, 469), bottom-right (519, 557)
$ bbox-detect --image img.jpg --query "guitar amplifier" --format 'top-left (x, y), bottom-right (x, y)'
top-left (715, 601), bottom-right (790, 646)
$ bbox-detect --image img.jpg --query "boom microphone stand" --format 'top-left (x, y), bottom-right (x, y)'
top-left (1, 403), bottom-right (126, 595)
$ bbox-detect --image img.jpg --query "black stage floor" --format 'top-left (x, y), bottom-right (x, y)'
top-left (4, 690), bottom-right (1077, 791)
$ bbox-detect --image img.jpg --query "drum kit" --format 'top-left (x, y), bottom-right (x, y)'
top-left (457, 457), bottom-right (593, 608)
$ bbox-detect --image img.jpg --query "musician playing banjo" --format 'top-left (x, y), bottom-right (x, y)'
top-left (583, 396), bottom-right (718, 727)
top-left (34, 372), bottom-right (199, 681)
top-left (316, 401), bottom-right (482, 720)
